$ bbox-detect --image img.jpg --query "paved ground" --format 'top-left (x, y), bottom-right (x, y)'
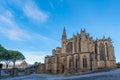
top-left (2, 69), bottom-right (120, 80)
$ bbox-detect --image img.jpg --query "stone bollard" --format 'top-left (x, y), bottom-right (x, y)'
top-left (25, 68), bottom-right (30, 75)
top-left (10, 68), bottom-right (18, 77)
top-left (35, 66), bottom-right (40, 74)
top-left (35, 67), bottom-right (38, 73)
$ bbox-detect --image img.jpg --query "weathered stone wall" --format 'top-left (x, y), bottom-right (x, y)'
top-left (44, 28), bottom-right (116, 74)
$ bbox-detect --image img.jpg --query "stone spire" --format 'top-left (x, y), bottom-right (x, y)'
top-left (62, 27), bottom-right (66, 36)
top-left (62, 27), bottom-right (67, 40)
top-left (108, 36), bottom-right (111, 41)
top-left (62, 27), bottom-right (67, 54)
top-left (103, 36), bottom-right (105, 39)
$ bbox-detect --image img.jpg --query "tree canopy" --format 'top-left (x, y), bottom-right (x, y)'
top-left (34, 61), bottom-right (41, 67)
top-left (0, 44), bottom-right (7, 62)
top-left (8, 50), bottom-right (25, 68)
top-left (0, 44), bottom-right (6, 52)
top-left (0, 44), bottom-right (25, 69)
top-left (0, 50), bottom-right (12, 69)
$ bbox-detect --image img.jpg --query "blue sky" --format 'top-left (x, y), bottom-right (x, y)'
top-left (0, 0), bottom-right (120, 64)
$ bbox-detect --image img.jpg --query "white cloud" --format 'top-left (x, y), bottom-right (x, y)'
top-left (31, 32), bottom-right (58, 43)
top-left (8, 0), bottom-right (49, 23)
top-left (0, 11), bottom-right (31, 41)
top-left (23, 1), bottom-right (49, 23)
top-left (22, 51), bottom-right (50, 64)
top-left (0, 10), bottom-right (55, 42)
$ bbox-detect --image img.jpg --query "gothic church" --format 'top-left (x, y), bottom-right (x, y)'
top-left (45, 28), bottom-right (116, 74)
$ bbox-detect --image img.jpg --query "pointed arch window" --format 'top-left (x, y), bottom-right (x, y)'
top-left (69, 57), bottom-right (72, 68)
top-left (83, 56), bottom-right (87, 68)
top-left (75, 56), bottom-right (78, 68)
top-left (66, 42), bottom-right (73, 54)
top-left (105, 43), bottom-right (109, 57)
top-left (99, 43), bottom-right (105, 60)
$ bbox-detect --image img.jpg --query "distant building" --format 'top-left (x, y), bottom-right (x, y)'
top-left (18, 61), bottom-right (28, 68)
top-left (2, 61), bottom-right (28, 69)
top-left (45, 28), bottom-right (116, 74)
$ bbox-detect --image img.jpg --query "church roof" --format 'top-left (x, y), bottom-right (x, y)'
top-left (20, 60), bottom-right (28, 65)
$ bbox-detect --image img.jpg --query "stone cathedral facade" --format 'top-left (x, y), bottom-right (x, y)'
top-left (45, 28), bottom-right (116, 74)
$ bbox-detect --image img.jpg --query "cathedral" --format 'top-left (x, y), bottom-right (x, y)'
top-left (45, 28), bottom-right (116, 74)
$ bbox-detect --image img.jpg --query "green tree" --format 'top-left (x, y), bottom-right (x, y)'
top-left (9, 50), bottom-right (25, 68)
top-left (0, 44), bottom-right (6, 52)
top-left (1, 50), bottom-right (12, 69)
top-left (34, 61), bottom-right (41, 66)
top-left (0, 44), bottom-right (11, 69)
top-left (0, 53), bottom-right (3, 62)
top-left (0, 44), bottom-right (6, 62)
top-left (0, 44), bottom-right (25, 69)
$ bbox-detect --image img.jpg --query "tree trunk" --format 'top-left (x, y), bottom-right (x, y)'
top-left (5, 62), bottom-right (10, 69)
top-left (6, 63), bottom-right (8, 69)
top-left (13, 61), bottom-right (16, 68)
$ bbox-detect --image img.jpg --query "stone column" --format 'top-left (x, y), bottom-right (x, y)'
top-left (54, 57), bottom-right (57, 74)
top-left (78, 54), bottom-right (80, 73)
top-left (73, 37), bottom-right (75, 53)
top-left (76, 36), bottom-right (79, 53)
top-left (104, 43), bottom-right (108, 60)
top-left (63, 56), bottom-right (67, 75)
top-left (72, 55), bottom-right (74, 74)
top-left (104, 43), bottom-right (108, 68)
top-left (97, 43), bottom-right (100, 68)
top-left (97, 43), bottom-right (100, 61)
top-left (65, 56), bottom-right (68, 75)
